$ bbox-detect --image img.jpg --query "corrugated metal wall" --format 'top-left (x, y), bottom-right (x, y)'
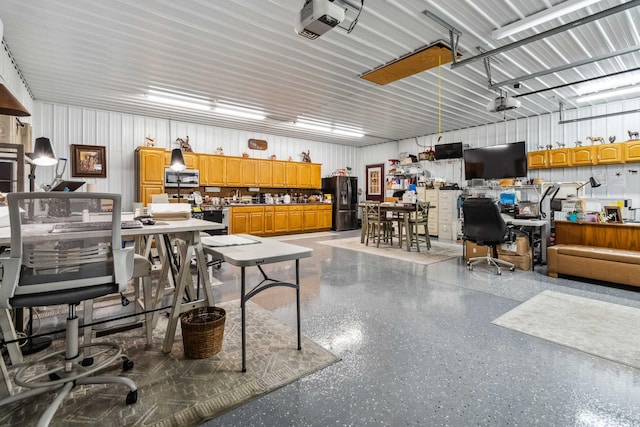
top-left (31, 101), bottom-right (359, 210)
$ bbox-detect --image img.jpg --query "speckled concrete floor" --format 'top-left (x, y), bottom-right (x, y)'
top-left (201, 231), bottom-right (640, 427)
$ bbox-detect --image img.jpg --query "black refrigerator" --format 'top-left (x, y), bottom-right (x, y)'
top-left (322, 176), bottom-right (358, 231)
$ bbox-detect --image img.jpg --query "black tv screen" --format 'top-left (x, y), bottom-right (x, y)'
top-left (435, 142), bottom-right (464, 160)
top-left (463, 141), bottom-right (527, 180)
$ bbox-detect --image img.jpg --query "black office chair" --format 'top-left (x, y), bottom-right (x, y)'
top-left (462, 197), bottom-right (515, 275)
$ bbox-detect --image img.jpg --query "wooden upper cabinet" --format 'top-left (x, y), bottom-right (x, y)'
top-left (272, 161), bottom-right (287, 187)
top-left (164, 151), bottom-right (199, 169)
top-left (527, 150), bottom-right (547, 169)
top-left (286, 162), bottom-right (298, 187)
top-left (548, 148), bottom-right (571, 168)
top-left (571, 146), bottom-right (596, 166)
top-left (297, 163), bottom-right (311, 188)
top-left (624, 140), bottom-right (640, 162)
top-left (310, 163), bottom-right (321, 188)
top-left (199, 154), bottom-right (226, 185)
top-left (257, 159), bottom-right (272, 187)
top-left (138, 147), bottom-right (165, 184)
top-left (597, 143), bottom-right (624, 164)
top-left (225, 157), bottom-right (243, 186)
top-left (241, 158), bottom-right (258, 186)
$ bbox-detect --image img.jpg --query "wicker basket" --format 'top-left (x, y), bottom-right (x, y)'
top-left (180, 306), bottom-right (226, 359)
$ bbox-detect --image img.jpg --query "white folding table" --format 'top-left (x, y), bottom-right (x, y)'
top-left (202, 234), bottom-right (313, 372)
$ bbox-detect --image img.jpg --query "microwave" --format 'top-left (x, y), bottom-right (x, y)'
top-left (164, 168), bottom-right (200, 188)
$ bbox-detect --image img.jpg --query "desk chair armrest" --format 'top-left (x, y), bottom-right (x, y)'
top-left (0, 256), bottom-right (21, 309)
top-left (113, 247), bottom-right (135, 292)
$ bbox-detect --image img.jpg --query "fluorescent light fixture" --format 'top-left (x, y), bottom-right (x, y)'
top-left (576, 85), bottom-right (640, 103)
top-left (492, 0), bottom-right (603, 40)
top-left (295, 118), bottom-right (364, 137)
top-left (213, 103), bottom-right (266, 120)
top-left (295, 120), bottom-right (332, 132)
top-left (147, 89), bottom-right (211, 111)
top-left (333, 128), bottom-right (364, 137)
top-left (576, 71), bottom-right (640, 95)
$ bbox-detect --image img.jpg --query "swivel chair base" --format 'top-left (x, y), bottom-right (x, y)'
top-left (467, 253), bottom-right (515, 275)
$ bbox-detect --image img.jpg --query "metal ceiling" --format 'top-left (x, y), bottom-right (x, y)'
top-left (1, 0), bottom-right (639, 147)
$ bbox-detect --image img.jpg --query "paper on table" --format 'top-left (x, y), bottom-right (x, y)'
top-left (201, 235), bottom-right (259, 247)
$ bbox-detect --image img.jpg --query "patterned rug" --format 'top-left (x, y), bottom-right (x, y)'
top-left (492, 290), bottom-right (640, 369)
top-left (1, 300), bottom-right (339, 426)
top-left (319, 236), bottom-right (462, 265)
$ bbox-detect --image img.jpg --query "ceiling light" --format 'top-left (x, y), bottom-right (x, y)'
top-left (146, 89), bottom-right (211, 111)
top-left (333, 128), bottom-right (364, 137)
top-left (576, 85), bottom-right (640, 103)
top-left (492, 0), bottom-right (603, 40)
top-left (213, 102), bottom-right (265, 120)
top-left (295, 120), bottom-right (332, 132)
top-left (576, 70), bottom-right (640, 95)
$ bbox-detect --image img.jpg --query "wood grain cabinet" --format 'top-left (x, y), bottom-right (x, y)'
top-left (241, 158), bottom-right (258, 186)
top-left (311, 164), bottom-right (322, 189)
top-left (548, 148), bottom-right (571, 168)
top-left (135, 147), bottom-right (166, 206)
top-left (570, 146), bottom-right (596, 166)
top-left (271, 161), bottom-right (287, 187)
top-left (274, 206), bottom-right (288, 233)
top-left (285, 162), bottom-right (298, 187)
top-left (527, 150), bottom-right (547, 169)
top-left (230, 206), bottom-right (264, 235)
top-left (624, 140), bottom-right (640, 162)
top-left (225, 157), bottom-right (243, 186)
top-left (596, 143), bottom-right (624, 164)
top-left (318, 204), bottom-right (332, 229)
top-left (288, 205), bottom-right (303, 231)
top-left (303, 205), bottom-right (318, 230)
top-left (297, 163), bottom-right (311, 188)
top-left (164, 151), bottom-right (199, 169)
top-left (258, 160), bottom-right (272, 187)
top-left (199, 154), bottom-right (226, 185)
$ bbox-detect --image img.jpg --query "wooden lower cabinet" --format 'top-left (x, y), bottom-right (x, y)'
top-left (288, 206), bottom-right (303, 232)
top-left (230, 204), bottom-right (332, 236)
top-left (303, 205), bottom-right (318, 230)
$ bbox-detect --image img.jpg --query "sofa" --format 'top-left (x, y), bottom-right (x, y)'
top-left (547, 244), bottom-right (640, 287)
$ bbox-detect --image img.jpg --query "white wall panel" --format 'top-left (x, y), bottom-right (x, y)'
top-left (34, 102), bottom-right (358, 210)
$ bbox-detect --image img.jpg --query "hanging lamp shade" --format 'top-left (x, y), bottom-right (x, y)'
top-left (31, 137), bottom-right (58, 166)
top-left (0, 84), bottom-right (30, 117)
top-left (170, 148), bottom-right (186, 171)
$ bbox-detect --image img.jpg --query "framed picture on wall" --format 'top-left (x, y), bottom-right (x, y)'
top-left (71, 145), bottom-right (106, 178)
top-left (604, 206), bottom-right (622, 223)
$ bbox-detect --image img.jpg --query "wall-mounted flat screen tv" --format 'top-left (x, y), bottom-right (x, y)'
top-left (463, 141), bottom-right (527, 180)
top-left (434, 142), bottom-right (465, 160)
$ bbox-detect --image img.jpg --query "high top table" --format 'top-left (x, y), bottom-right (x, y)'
top-left (201, 234), bottom-right (313, 372)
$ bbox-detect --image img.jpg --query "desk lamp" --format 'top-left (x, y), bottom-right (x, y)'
top-left (23, 138), bottom-right (58, 356)
top-left (170, 148), bottom-right (186, 202)
top-left (576, 176), bottom-right (601, 191)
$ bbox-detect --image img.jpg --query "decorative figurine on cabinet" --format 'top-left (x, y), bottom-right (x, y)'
top-left (609, 136), bottom-right (616, 143)
top-left (586, 136), bottom-right (604, 145)
top-left (145, 135), bottom-right (155, 147)
top-left (555, 141), bottom-right (565, 148)
top-left (301, 150), bottom-right (311, 162)
top-left (628, 130), bottom-right (639, 140)
top-left (574, 140), bottom-right (582, 147)
top-left (176, 136), bottom-right (192, 152)
top-left (215, 146), bottom-right (224, 155)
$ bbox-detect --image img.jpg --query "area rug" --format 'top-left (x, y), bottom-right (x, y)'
top-left (1, 300), bottom-right (340, 426)
top-left (492, 290), bottom-right (640, 369)
top-left (319, 236), bottom-right (461, 265)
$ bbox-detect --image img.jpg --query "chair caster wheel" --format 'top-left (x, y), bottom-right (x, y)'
top-left (468, 265), bottom-right (473, 271)
top-left (126, 389), bottom-right (138, 405)
top-left (122, 358), bottom-right (134, 371)
top-left (497, 269), bottom-right (502, 275)
top-left (81, 357), bottom-right (94, 367)
top-left (509, 267), bottom-right (515, 271)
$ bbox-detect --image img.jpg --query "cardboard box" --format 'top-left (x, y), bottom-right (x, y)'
top-left (497, 235), bottom-right (530, 256)
top-left (498, 250), bottom-right (532, 271)
top-left (465, 241), bottom-right (489, 260)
